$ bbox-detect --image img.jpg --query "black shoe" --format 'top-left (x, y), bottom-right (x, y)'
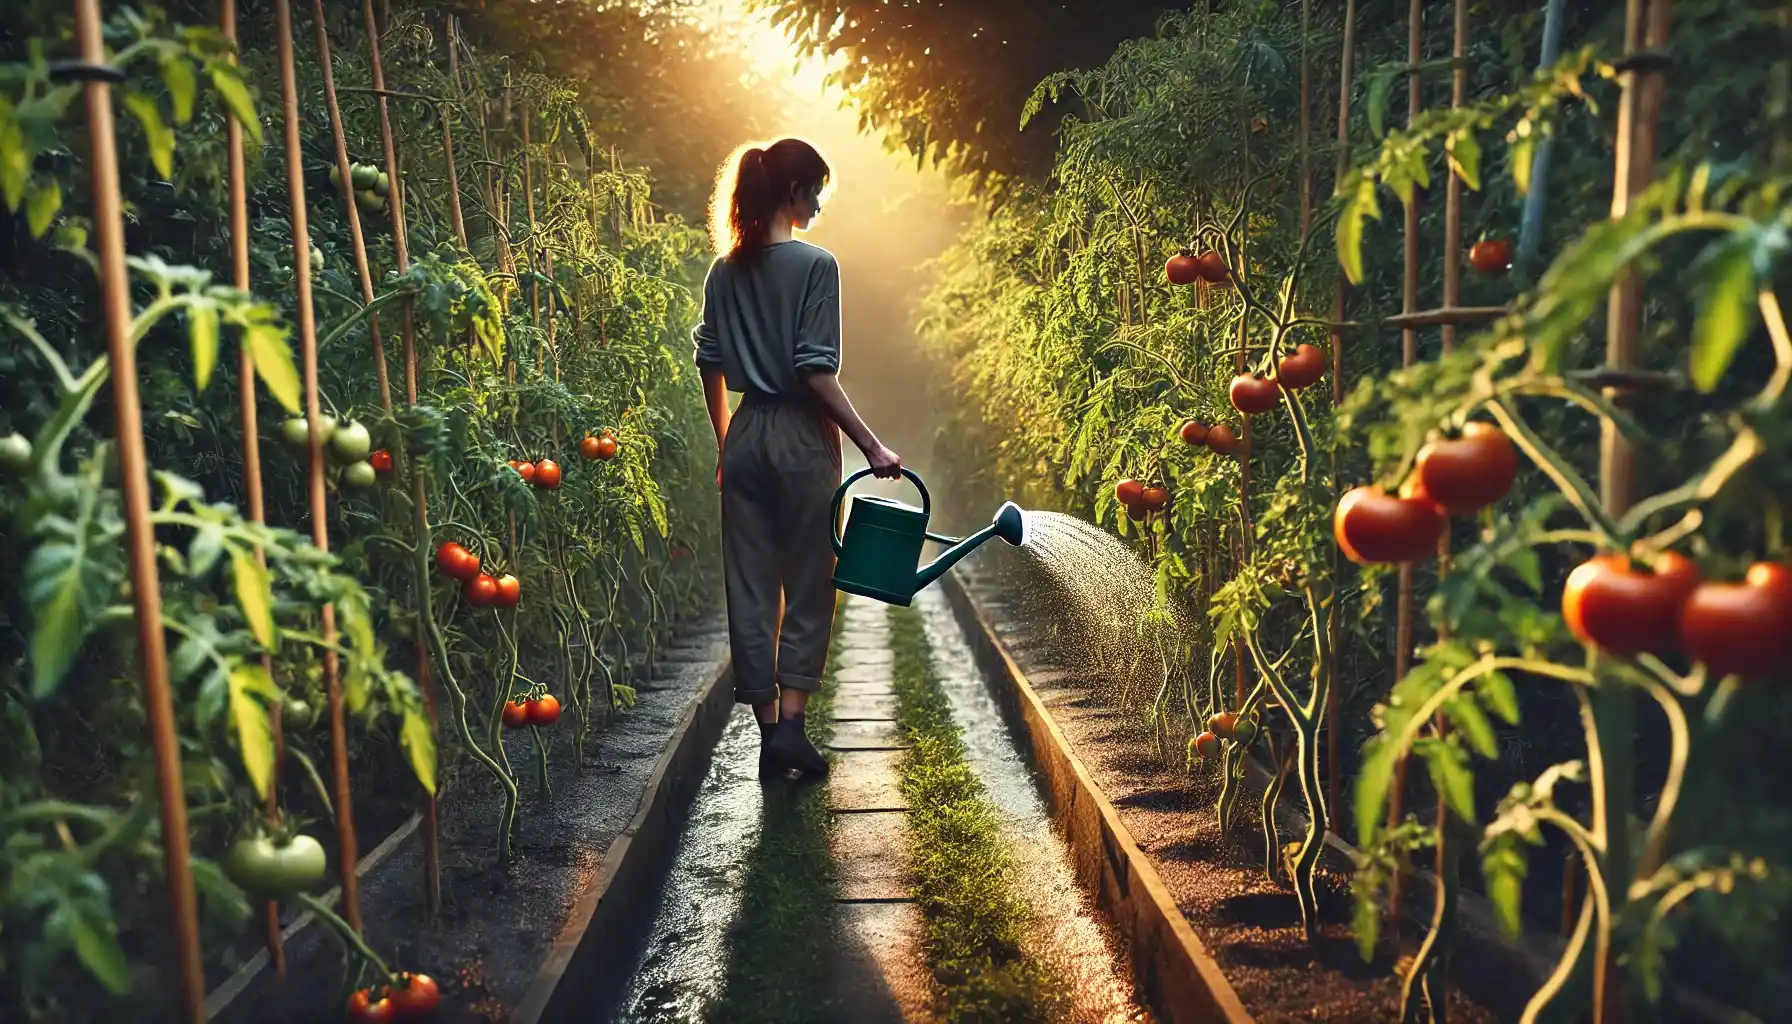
top-left (756, 719), bottom-right (786, 780)
top-left (764, 715), bottom-right (829, 778)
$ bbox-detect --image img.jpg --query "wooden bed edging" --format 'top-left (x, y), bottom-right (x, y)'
top-left (511, 658), bottom-right (735, 1024)
top-left (939, 572), bottom-right (1255, 1024)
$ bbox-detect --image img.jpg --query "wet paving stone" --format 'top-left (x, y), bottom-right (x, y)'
top-left (831, 810), bottom-right (911, 901)
top-left (834, 645), bottom-right (896, 669)
top-left (831, 901), bottom-right (931, 1024)
top-left (828, 750), bottom-right (908, 811)
top-left (828, 719), bottom-right (907, 751)
top-left (833, 663), bottom-right (895, 689)
top-left (832, 693), bottom-right (899, 721)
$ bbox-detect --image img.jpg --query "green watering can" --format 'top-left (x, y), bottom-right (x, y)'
top-left (830, 468), bottom-right (1027, 607)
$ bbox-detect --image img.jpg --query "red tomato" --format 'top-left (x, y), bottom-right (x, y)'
top-left (1678, 563), bottom-right (1792, 677)
top-left (1333, 487), bottom-right (1446, 564)
top-left (1177, 420), bottom-right (1209, 447)
top-left (492, 574), bottom-right (522, 608)
top-left (1140, 486), bottom-right (1169, 511)
top-left (1126, 502), bottom-right (1149, 522)
top-left (1193, 731), bottom-right (1222, 759)
top-left (1562, 552), bottom-right (1701, 657)
top-left (1115, 479), bottom-right (1145, 507)
top-left (1275, 344), bottom-right (1326, 390)
top-left (463, 573), bottom-right (499, 606)
top-left (578, 436), bottom-right (602, 461)
top-left (516, 461), bottom-right (536, 484)
top-left (594, 435), bottom-right (619, 461)
top-left (369, 449), bottom-right (395, 477)
top-left (1196, 251), bottom-right (1230, 283)
top-left (1165, 252), bottom-right (1202, 286)
top-left (1229, 374), bottom-right (1282, 415)
top-left (534, 459), bottom-right (563, 489)
top-left (1469, 238), bottom-right (1513, 274)
top-left (529, 694), bottom-right (563, 726)
top-left (1414, 422), bottom-right (1518, 516)
top-left (1205, 424), bottom-right (1241, 456)
top-left (348, 989), bottom-right (396, 1023)
top-left (1207, 712), bottom-right (1239, 739)
top-left (435, 542), bottom-right (480, 581)
top-left (502, 700), bottom-right (531, 728)
top-left (388, 973), bottom-right (441, 1019)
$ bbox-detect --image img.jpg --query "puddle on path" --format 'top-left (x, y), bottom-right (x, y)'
top-left (915, 587), bottom-right (1153, 1024)
top-left (614, 707), bottom-right (764, 1023)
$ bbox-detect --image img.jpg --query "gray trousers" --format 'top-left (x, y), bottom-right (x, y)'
top-left (720, 395), bottom-right (842, 705)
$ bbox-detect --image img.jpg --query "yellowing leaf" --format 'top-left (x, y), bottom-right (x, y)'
top-left (230, 546), bottom-right (276, 650)
top-left (0, 96), bottom-right (27, 211)
top-left (189, 302), bottom-right (219, 392)
top-left (245, 322), bottom-right (301, 412)
top-left (400, 707), bottom-right (438, 795)
top-left (161, 56), bottom-right (197, 124)
top-left (209, 64), bottom-right (261, 147)
top-left (25, 180), bottom-right (60, 238)
top-left (1446, 129), bottom-right (1481, 192)
top-left (228, 663), bottom-right (278, 799)
top-left (122, 93), bottom-right (174, 181)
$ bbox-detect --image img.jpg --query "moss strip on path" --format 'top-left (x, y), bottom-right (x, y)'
top-left (888, 603), bottom-right (1068, 1023)
top-left (704, 600), bottom-right (845, 1024)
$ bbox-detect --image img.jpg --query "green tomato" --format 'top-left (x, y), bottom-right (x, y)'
top-left (280, 416), bottom-right (336, 453)
top-left (340, 461), bottom-right (378, 489)
top-left (0, 432), bottom-right (31, 472)
top-left (373, 171), bottom-right (390, 196)
top-left (329, 421), bottom-right (371, 463)
top-left (328, 163), bottom-right (344, 189)
top-left (221, 834), bottom-right (327, 900)
top-left (350, 163), bottom-right (380, 190)
top-left (310, 245), bottom-right (324, 274)
top-left (1231, 719), bottom-right (1258, 746)
top-left (282, 699), bottom-right (314, 728)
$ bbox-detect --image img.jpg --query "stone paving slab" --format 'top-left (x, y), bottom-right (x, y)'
top-left (833, 663), bottom-right (895, 688)
top-left (828, 719), bottom-right (907, 751)
top-left (828, 750), bottom-right (908, 811)
top-left (834, 646), bottom-right (895, 669)
top-left (831, 810), bottom-right (911, 901)
top-left (831, 901), bottom-right (931, 1024)
top-left (832, 693), bottom-right (899, 722)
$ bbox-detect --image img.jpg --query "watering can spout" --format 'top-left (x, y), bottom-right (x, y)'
top-left (913, 501), bottom-right (1028, 593)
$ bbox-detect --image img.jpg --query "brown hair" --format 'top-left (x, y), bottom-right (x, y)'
top-left (708, 138), bottom-right (831, 263)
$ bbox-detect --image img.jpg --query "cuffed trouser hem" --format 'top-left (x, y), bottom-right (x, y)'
top-left (733, 681), bottom-right (779, 706)
top-left (776, 671), bottom-right (822, 694)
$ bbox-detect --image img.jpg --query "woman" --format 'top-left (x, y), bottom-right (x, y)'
top-left (692, 138), bottom-right (903, 779)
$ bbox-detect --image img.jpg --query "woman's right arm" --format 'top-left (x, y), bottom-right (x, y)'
top-left (797, 254), bottom-right (901, 478)
top-left (804, 372), bottom-right (900, 478)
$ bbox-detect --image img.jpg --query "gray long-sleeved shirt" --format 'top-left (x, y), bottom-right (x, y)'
top-left (692, 240), bottom-right (842, 397)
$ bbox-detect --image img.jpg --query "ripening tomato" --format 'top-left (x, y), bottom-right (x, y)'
top-left (492, 574), bottom-right (522, 608)
top-left (1139, 486), bottom-right (1169, 511)
top-left (1678, 563), bottom-right (1792, 677)
top-left (1333, 487), bottom-right (1446, 564)
top-left (1469, 238), bottom-right (1513, 274)
top-left (533, 459), bottom-right (563, 489)
top-left (516, 461), bottom-right (536, 484)
top-left (1196, 251), bottom-right (1230, 283)
top-left (578, 436), bottom-right (603, 461)
top-left (369, 449), bottom-right (395, 477)
top-left (1205, 424), bottom-right (1242, 456)
top-left (387, 973), bottom-right (441, 1019)
top-left (502, 700), bottom-right (531, 728)
top-left (1413, 422), bottom-right (1519, 516)
top-left (529, 694), bottom-right (563, 726)
top-left (1115, 479), bottom-right (1145, 508)
top-left (1229, 374), bottom-right (1282, 415)
top-left (435, 542), bottom-right (480, 581)
top-left (1178, 420), bottom-right (1209, 447)
top-left (1561, 552), bottom-right (1701, 657)
top-left (1275, 344), bottom-right (1326, 390)
top-left (1207, 712), bottom-right (1239, 739)
top-left (1126, 502), bottom-right (1149, 522)
top-left (1193, 731), bottom-right (1222, 759)
top-left (463, 573), bottom-right (499, 607)
top-left (348, 988), bottom-right (396, 1024)
top-left (1165, 252), bottom-right (1202, 286)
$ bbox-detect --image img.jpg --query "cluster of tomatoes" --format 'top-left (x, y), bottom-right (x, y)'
top-left (1112, 478), bottom-right (1170, 523)
top-left (501, 693), bottom-right (563, 729)
top-left (1227, 343), bottom-right (1327, 416)
top-left (1165, 249), bottom-right (1233, 286)
top-left (280, 415), bottom-right (393, 491)
top-left (509, 457), bottom-right (563, 490)
top-left (347, 972), bottom-right (439, 1022)
top-left (1564, 553), bottom-right (1792, 679)
top-left (1334, 421), bottom-right (1519, 564)
top-left (434, 542), bottom-right (521, 608)
top-left (1191, 710), bottom-right (1259, 761)
top-left (328, 158), bottom-right (391, 219)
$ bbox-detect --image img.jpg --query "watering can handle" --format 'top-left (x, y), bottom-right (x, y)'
top-left (829, 467), bottom-right (930, 556)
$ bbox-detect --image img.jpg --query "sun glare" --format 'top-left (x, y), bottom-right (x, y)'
top-left (709, 0), bottom-right (835, 94)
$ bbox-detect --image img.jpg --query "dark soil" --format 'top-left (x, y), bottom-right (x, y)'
top-left (207, 612), bottom-right (728, 1024)
top-left (956, 566), bottom-right (1498, 1024)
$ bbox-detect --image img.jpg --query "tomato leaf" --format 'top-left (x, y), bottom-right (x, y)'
top-left (1689, 230), bottom-right (1758, 393)
top-left (1354, 731), bottom-right (1400, 848)
top-left (1444, 695), bottom-right (1499, 759)
top-left (227, 663), bottom-right (278, 800)
top-left (400, 706), bottom-right (438, 795)
top-left (1418, 737), bottom-right (1476, 824)
top-left (1446, 128), bottom-right (1481, 192)
top-left (335, 586), bottom-right (376, 715)
top-left (1482, 841), bottom-right (1528, 937)
top-left (0, 95), bottom-right (28, 211)
top-left (161, 55), bottom-right (197, 125)
top-left (1335, 173), bottom-right (1381, 286)
top-left (122, 92), bottom-right (174, 181)
top-left (24, 491), bottom-right (120, 698)
top-left (207, 62), bottom-right (261, 147)
top-left (188, 524), bottom-right (225, 578)
top-left (189, 301), bottom-right (219, 393)
top-left (25, 179), bottom-right (61, 239)
top-left (1509, 121), bottom-right (1537, 196)
top-left (245, 322), bottom-right (301, 413)
top-left (1478, 671), bottom-right (1519, 724)
top-left (229, 546), bottom-right (277, 651)
top-left (62, 901), bottom-right (133, 995)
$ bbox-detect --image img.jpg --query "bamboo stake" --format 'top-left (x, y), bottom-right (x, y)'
top-left (1326, 0), bottom-right (1358, 831)
top-left (222, 0), bottom-right (285, 979)
top-left (275, 0), bottom-right (362, 934)
top-left (443, 16), bottom-right (468, 248)
top-left (363, 0), bottom-right (442, 924)
top-left (310, 0), bottom-right (390, 412)
top-left (74, 2), bottom-right (205, 1018)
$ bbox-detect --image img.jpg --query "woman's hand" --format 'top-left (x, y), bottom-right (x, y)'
top-left (864, 443), bottom-right (902, 480)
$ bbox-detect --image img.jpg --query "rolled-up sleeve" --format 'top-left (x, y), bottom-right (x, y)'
top-left (793, 253), bottom-right (842, 375)
top-left (692, 260), bottom-right (724, 372)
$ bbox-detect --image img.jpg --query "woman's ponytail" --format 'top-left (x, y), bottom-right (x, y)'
top-left (709, 138), bottom-right (831, 263)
